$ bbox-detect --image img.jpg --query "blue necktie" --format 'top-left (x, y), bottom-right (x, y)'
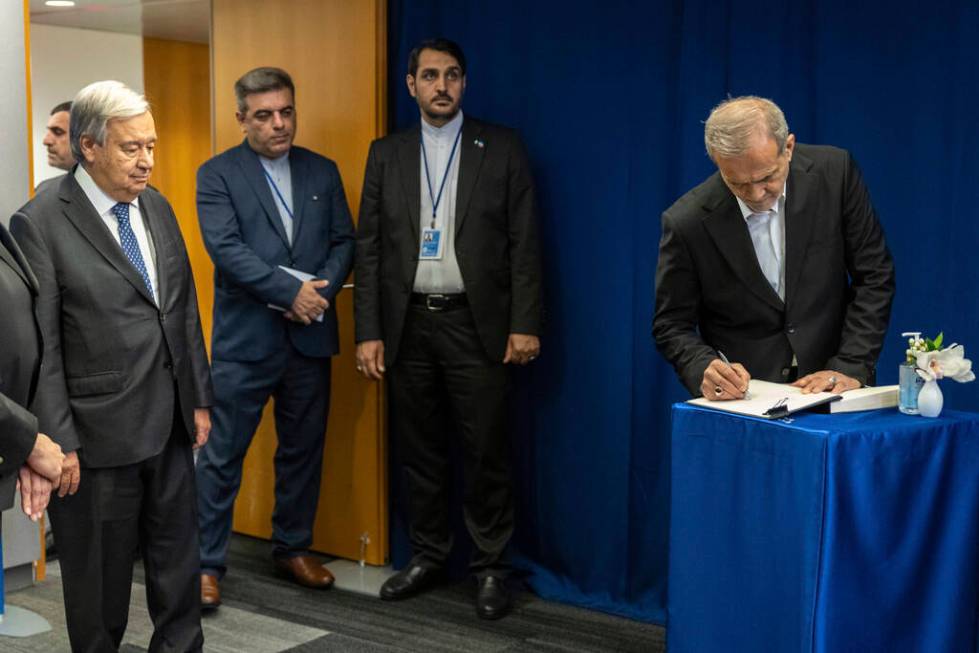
top-left (111, 202), bottom-right (154, 298)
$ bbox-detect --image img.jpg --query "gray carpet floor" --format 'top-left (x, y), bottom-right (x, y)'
top-left (4, 534), bottom-right (665, 652)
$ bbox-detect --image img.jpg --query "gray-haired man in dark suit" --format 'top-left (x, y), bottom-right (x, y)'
top-left (654, 96), bottom-right (894, 400)
top-left (11, 80), bottom-right (213, 653)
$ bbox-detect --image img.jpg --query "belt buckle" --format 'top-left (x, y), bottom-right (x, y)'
top-left (425, 294), bottom-right (447, 311)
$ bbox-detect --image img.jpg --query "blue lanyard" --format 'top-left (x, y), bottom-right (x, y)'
top-left (421, 125), bottom-right (463, 229)
top-left (262, 165), bottom-right (294, 220)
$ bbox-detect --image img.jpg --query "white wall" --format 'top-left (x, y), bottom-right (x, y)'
top-left (0, 2), bottom-right (30, 224)
top-left (30, 23), bottom-right (144, 186)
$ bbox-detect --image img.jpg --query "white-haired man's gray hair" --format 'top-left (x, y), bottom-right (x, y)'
top-left (704, 96), bottom-right (789, 159)
top-left (70, 80), bottom-right (150, 164)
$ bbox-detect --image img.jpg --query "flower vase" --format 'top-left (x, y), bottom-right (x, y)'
top-left (917, 379), bottom-right (944, 418)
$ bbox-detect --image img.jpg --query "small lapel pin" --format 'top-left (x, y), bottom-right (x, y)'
top-left (312, 195), bottom-right (319, 201)
top-left (474, 139), bottom-right (485, 148)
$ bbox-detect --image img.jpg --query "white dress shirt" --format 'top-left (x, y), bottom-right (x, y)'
top-left (414, 110), bottom-right (466, 294)
top-left (736, 184), bottom-right (787, 301)
top-left (260, 152), bottom-right (294, 245)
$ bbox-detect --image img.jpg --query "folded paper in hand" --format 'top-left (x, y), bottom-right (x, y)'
top-left (268, 265), bottom-right (325, 323)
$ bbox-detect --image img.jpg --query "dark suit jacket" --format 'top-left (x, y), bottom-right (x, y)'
top-left (10, 172), bottom-right (213, 468)
top-left (653, 144), bottom-right (896, 395)
top-left (355, 117), bottom-right (543, 364)
top-left (35, 173), bottom-right (66, 197)
top-left (197, 140), bottom-right (355, 361)
top-left (0, 224), bottom-right (41, 509)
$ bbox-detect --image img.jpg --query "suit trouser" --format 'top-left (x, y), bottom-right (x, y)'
top-left (48, 422), bottom-right (202, 653)
top-left (196, 344), bottom-right (331, 577)
top-left (388, 304), bottom-right (513, 577)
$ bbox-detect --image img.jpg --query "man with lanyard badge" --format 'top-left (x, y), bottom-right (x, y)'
top-left (195, 67), bottom-right (355, 609)
top-left (355, 38), bottom-right (543, 620)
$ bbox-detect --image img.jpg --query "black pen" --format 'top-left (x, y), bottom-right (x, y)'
top-left (717, 350), bottom-right (751, 399)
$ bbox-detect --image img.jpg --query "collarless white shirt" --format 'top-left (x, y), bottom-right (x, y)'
top-left (74, 164), bottom-right (159, 305)
top-left (260, 152), bottom-right (294, 245)
top-left (414, 110), bottom-right (465, 294)
top-left (736, 183), bottom-right (787, 301)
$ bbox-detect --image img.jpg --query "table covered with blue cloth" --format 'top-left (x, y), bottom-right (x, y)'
top-left (668, 403), bottom-right (979, 652)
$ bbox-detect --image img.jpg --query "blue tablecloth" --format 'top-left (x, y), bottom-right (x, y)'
top-left (668, 404), bottom-right (979, 652)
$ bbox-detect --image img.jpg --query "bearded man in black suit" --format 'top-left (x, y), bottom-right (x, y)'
top-left (355, 38), bottom-right (543, 620)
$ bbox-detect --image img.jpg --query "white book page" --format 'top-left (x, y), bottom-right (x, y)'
top-left (687, 379), bottom-right (838, 418)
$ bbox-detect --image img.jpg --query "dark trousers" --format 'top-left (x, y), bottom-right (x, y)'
top-left (196, 345), bottom-right (331, 577)
top-left (48, 425), bottom-right (202, 653)
top-left (388, 305), bottom-right (513, 577)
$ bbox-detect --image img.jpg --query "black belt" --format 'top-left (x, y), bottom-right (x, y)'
top-left (410, 292), bottom-right (469, 312)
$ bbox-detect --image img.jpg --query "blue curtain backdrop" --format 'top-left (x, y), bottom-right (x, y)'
top-left (387, 0), bottom-right (979, 624)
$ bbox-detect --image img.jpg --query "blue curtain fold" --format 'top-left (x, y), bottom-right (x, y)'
top-left (387, 0), bottom-right (979, 624)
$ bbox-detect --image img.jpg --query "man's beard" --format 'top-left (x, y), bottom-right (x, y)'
top-left (424, 105), bottom-right (459, 122)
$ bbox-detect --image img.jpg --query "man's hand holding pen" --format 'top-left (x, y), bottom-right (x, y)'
top-left (701, 352), bottom-right (752, 401)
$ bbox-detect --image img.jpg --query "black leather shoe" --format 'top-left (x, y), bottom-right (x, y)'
top-left (379, 564), bottom-right (442, 600)
top-left (475, 576), bottom-right (511, 620)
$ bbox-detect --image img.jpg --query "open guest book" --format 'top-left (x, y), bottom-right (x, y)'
top-left (687, 380), bottom-right (899, 419)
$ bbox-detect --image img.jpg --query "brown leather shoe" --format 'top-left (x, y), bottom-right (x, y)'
top-left (200, 573), bottom-right (221, 610)
top-left (274, 555), bottom-right (335, 589)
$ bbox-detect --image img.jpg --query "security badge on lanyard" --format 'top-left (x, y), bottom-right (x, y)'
top-left (419, 126), bottom-right (463, 260)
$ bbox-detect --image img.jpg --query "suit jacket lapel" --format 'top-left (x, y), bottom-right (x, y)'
top-left (455, 119), bottom-right (485, 236)
top-left (235, 141), bottom-right (292, 249)
top-left (138, 194), bottom-right (167, 306)
top-left (396, 129), bottom-right (421, 243)
top-left (783, 151), bottom-right (814, 304)
top-left (61, 176), bottom-right (157, 306)
top-left (289, 151), bottom-right (308, 245)
top-left (701, 180), bottom-right (784, 311)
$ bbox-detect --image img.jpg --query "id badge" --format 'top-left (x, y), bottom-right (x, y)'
top-left (420, 228), bottom-right (444, 260)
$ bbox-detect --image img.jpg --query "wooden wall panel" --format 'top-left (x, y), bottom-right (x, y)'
top-left (142, 38), bottom-right (214, 345)
top-left (211, 0), bottom-right (388, 564)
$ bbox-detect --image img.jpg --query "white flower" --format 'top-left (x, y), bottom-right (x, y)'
top-left (915, 345), bottom-right (976, 383)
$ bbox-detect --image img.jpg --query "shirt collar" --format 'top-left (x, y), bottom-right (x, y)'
top-left (260, 151), bottom-right (290, 172)
top-left (421, 109), bottom-right (464, 141)
top-left (74, 164), bottom-right (140, 217)
top-left (736, 181), bottom-right (787, 221)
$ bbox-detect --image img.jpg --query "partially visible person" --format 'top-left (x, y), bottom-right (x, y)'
top-left (194, 66), bottom-right (355, 610)
top-left (11, 80), bottom-right (212, 653)
top-left (653, 96), bottom-right (895, 400)
top-left (0, 222), bottom-right (64, 522)
top-left (36, 101), bottom-right (75, 195)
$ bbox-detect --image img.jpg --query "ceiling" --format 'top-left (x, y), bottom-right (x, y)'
top-left (29, 0), bottom-right (209, 44)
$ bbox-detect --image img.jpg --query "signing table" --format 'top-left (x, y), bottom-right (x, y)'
top-left (668, 404), bottom-right (979, 652)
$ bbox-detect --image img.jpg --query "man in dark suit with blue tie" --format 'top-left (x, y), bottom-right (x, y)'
top-left (195, 67), bottom-right (355, 608)
top-left (11, 80), bottom-right (213, 652)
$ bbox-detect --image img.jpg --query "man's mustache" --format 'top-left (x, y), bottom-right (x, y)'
top-left (433, 93), bottom-right (454, 102)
